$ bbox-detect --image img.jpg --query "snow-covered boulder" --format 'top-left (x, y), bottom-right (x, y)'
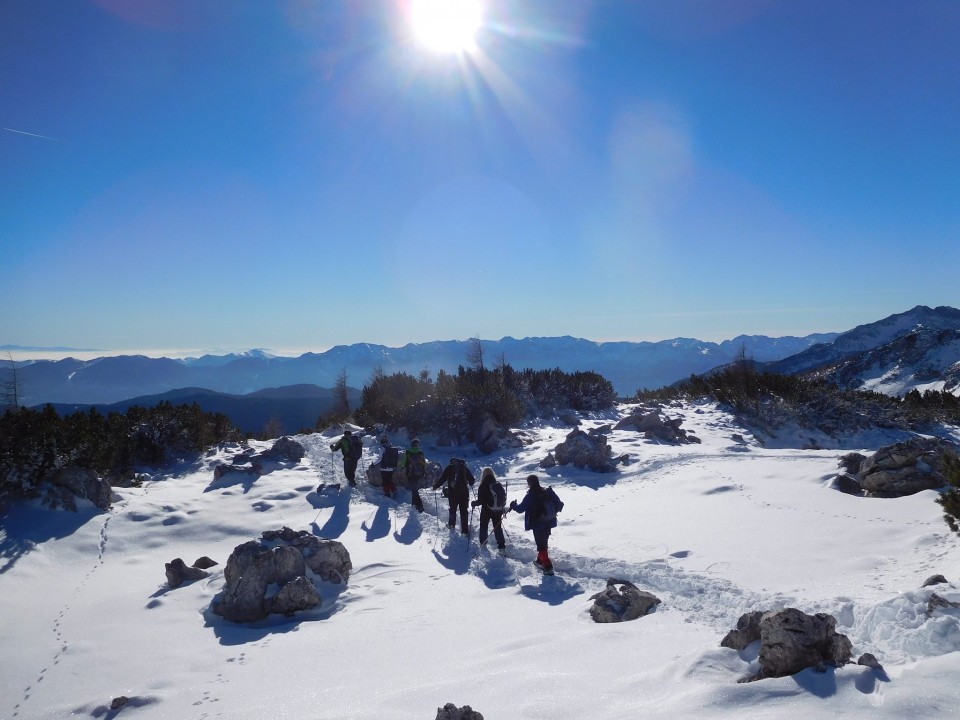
top-left (727, 608), bottom-right (853, 681)
top-left (436, 704), bottom-right (483, 720)
top-left (553, 429), bottom-right (617, 472)
top-left (589, 578), bottom-right (661, 623)
top-left (164, 558), bottom-right (210, 588)
top-left (263, 436), bottom-right (306, 462)
top-left (615, 409), bottom-right (692, 444)
top-left (841, 437), bottom-right (959, 497)
top-left (212, 527), bottom-right (351, 623)
top-left (42, 466), bottom-right (113, 511)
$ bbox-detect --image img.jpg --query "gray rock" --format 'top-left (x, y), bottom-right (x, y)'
top-left (927, 593), bottom-right (960, 615)
top-left (110, 696), bottom-right (129, 710)
top-left (436, 704), bottom-right (484, 720)
top-left (720, 610), bottom-right (764, 651)
top-left (474, 414), bottom-right (500, 455)
top-left (756, 608), bottom-right (852, 679)
top-left (165, 558), bottom-right (209, 589)
top-left (539, 452), bottom-right (557, 469)
top-left (45, 466), bottom-right (113, 510)
top-left (858, 438), bottom-right (959, 497)
top-left (921, 574), bottom-right (948, 587)
top-left (839, 452), bottom-right (866, 474)
top-left (265, 436), bottom-right (306, 462)
top-left (269, 575), bottom-right (321, 615)
top-left (589, 578), bottom-right (661, 623)
top-left (192, 556), bottom-right (218, 570)
top-left (857, 653), bottom-right (883, 670)
top-left (831, 474), bottom-right (864, 496)
top-left (553, 429), bottom-right (617, 472)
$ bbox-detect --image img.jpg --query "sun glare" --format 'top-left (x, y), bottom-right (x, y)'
top-left (410, 0), bottom-right (483, 54)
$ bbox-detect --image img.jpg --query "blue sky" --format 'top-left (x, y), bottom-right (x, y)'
top-left (2, 0), bottom-right (958, 353)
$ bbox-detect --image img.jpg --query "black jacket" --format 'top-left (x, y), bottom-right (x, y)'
top-left (433, 461), bottom-right (475, 498)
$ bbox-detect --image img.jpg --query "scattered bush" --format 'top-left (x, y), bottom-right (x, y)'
top-left (0, 402), bottom-right (241, 501)
top-left (356, 364), bottom-right (615, 440)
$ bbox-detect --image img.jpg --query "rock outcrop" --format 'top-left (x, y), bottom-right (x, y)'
top-left (165, 558), bottom-right (211, 588)
top-left (723, 608), bottom-right (853, 681)
top-left (615, 408), bottom-right (699, 444)
top-left (42, 466), bottom-right (113, 511)
top-left (212, 527), bottom-right (351, 623)
top-left (436, 704), bottom-right (484, 720)
top-left (836, 437), bottom-right (959, 497)
top-left (552, 429), bottom-right (617, 472)
top-left (589, 578), bottom-right (661, 623)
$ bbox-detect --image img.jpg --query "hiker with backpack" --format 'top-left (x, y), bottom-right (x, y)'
top-left (330, 429), bottom-right (362, 487)
top-left (400, 438), bottom-right (426, 513)
top-left (376, 435), bottom-right (399, 499)
top-left (471, 467), bottom-right (507, 552)
top-left (508, 474), bottom-right (563, 574)
top-left (433, 457), bottom-right (476, 535)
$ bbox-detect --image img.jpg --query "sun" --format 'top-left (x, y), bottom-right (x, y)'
top-left (409, 0), bottom-right (483, 54)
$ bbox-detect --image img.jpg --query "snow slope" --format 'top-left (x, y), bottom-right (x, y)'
top-left (2, 403), bottom-right (959, 719)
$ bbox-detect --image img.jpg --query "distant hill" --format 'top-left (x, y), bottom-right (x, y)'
top-left (40, 384), bottom-right (361, 435)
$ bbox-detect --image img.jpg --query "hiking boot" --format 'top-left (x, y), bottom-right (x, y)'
top-left (446, 523), bottom-right (455, 529)
top-left (348, 480), bottom-right (357, 487)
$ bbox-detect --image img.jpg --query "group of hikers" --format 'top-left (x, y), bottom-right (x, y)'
top-left (329, 429), bottom-right (564, 574)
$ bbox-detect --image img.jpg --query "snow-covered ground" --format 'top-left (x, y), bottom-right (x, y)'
top-left (2, 401), bottom-right (959, 719)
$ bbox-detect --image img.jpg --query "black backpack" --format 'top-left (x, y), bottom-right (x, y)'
top-left (382, 446), bottom-right (399, 467)
top-left (490, 481), bottom-right (506, 511)
top-left (347, 435), bottom-right (363, 461)
top-left (537, 488), bottom-right (561, 523)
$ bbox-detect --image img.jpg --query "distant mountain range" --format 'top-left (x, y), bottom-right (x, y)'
top-left (5, 307), bottom-right (960, 429)
top-left (41, 385), bottom-right (361, 435)
top-left (4, 332), bottom-right (840, 406)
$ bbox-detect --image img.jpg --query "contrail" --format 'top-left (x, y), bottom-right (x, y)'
top-left (3, 127), bottom-right (64, 143)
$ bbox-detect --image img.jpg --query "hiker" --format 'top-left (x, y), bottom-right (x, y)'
top-left (400, 438), bottom-right (427, 512)
top-left (471, 467), bottom-right (506, 551)
top-left (330, 429), bottom-right (362, 487)
top-left (434, 457), bottom-right (476, 535)
top-left (376, 435), bottom-right (399, 499)
top-left (509, 474), bottom-right (563, 574)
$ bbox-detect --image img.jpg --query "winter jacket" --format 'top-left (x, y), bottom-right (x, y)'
top-left (433, 461), bottom-right (475, 498)
top-left (400, 447), bottom-right (426, 475)
top-left (511, 486), bottom-right (563, 531)
top-left (330, 435), bottom-right (356, 459)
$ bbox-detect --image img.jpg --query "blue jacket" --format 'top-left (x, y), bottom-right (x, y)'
top-left (510, 487), bottom-right (563, 531)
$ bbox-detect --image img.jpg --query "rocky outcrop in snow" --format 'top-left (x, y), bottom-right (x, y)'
top-left (835, 437), bottom-right (959, 497)
top-left (41, 466), bottom-right (113, 511)
top-left (436, 704), bottom-right (483, 720)
top-left (550, 429), bottom-right (618, 472)
top-left (212, 527), bottom-right (350, 623)
top-left (165, 558), bottom-right (212, 588)
top-left (723, 608), bottom-right (853, 681)
top-left (589, 578), bottom-right (661, 623)
top-left (615, 407), bottom-right (699, 444)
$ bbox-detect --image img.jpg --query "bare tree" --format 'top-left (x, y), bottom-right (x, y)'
top-left (332, 368), bottom-right (351, 420)
top-left (465, 335), bottom-right (485, 371)
top-left (2, 352), bottom-right (20, 410)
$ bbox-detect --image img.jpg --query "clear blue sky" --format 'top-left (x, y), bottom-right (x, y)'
top-left (2, 0), bottom-right (958, 353)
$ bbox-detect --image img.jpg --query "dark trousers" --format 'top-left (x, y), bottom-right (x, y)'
top-left (448, 493), bottom-right (469, 532)
top-left (380, 469), bottom-right (396, 495)
top-left (342, 458), bottom-right (358, 483)
top-left (479, 507), bottom-right (505, 548)
top-left (532, 525), bottom-right (551, 552)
